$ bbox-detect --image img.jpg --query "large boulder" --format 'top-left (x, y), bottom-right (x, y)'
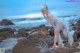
top-left (13, 32), bottom-right (80, 53)
top-left (0, 19), bottom-right (14, 25)
top-left (73, 31), bottom-right (78, 42)
top-left (16, 28), bottom-right (30, 37)
top-left (73, 31), bottom-right (80, 42)
top-left (49, 27), bottom-right (54, 36)
top-left (71, 19), bottom-right (80, 30)
top-left (0, 28), bottom-right (14, 41)
top-left (70, 19), bottom-right (80, 42)
top-left (13, 33), bottom-right (53, 53)
top-left (32, 25), bottom-right (50, 36)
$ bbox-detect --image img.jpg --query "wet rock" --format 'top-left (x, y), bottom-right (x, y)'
top-left (13, 32), bottom-right (80, 53)
top-left (73, 31), bottom-right (80, 42)
top-left (16, 29), bottom-right (29, 37)
top-left (64, 42), bottom-right (79, 48)
top-left (49, 27), bottom-right (54, 36)
top-left (77, 19), bottom-right (80, 24)
top-left (13, 33), bottom-right (53, 53)
top-left (72, 26), bottom-right (78, 30)
top-left (0, 28), bottom-right (14, 41)
top-left (71, 19), bottom-right (80, 30)
top-left (0, 19), bottom-right (14, 25)
top-left (72, 42), bottom-right (79, 48)
top-left (73, 31), bottom-right (78, 42)
top-left (53, 47), bottom-right (80, 53)
top-left (76, 31), bottom-right (80, 39)
top-left (40, 47), bottom-right (80, 53)
top-left (0, 37), bottom-right (5, 42)
top-left (71, 19), bottom-right (80, 41)
top-left (32, 25), bottom-right (50, 36)
top-left (74, 51), bottom-right (80, 53)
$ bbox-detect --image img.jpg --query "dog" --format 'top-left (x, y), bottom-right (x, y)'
top-left (41, 4), bottom-right (74, 48)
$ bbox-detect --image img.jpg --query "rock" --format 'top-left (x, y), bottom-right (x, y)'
top-left (74, 51), bottom-right (80, 53)
top-left (32, 25), bottom-right (50, 36)
top-left (72, 42), bottom-right (79, 48)
top-left (53, 47), bottom-right (80, 53)
top-left (72, 26), bottom-right (78, 30)
top-left (49, 27), bottom-right (54, 36)
top-left (13, 33), bottom-right (53, 53)
top-left (0, 37), bottom-right (5, 42)
top-left (0, 28), bottom-right (14, 41)
top-left (41, 47), bottom-right (80, 53)
top-left (77, 19), bottom-right (80, 24)
top-left (73, 31), bottom-right (78, 42)
top-left (73, 31), bottom-right (80, 42)
top-left (71, 19), bottom-right (80, 30)
top-left (64, 42), bottom-right (79, 48)
top-left (0, 19), bottom-right (14, 25)
top-left (16, 28), bottom-right (29, 37)
top-left (76, 31), bottom-right (80, 39)
top-left (13, 31), bottom-right (80, 53)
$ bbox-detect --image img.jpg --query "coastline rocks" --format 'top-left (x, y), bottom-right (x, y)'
top-left (13, 34), bottom-right (53, 53)
top-left (49, 27), bottom-right (54, 36)
top-left (64, 42), bottom-right (79, 48)
top-left (73, 31), bottom-right (79, 42)
top-left (53, 47), bottom-right (80, 53)
top-left (0, 19), bottom-right (14, 25)
top-left (71, 19), bottom-right (80, 41)
top-left (0, 28), bottom-right (14, 41)
top-left (73, 31), bottom-right (80, 42)
top-left (71, 19), bottom-right (80, 30)
top-left (16, 28), bottom-right (30, 37)
top-left (13, 34), bottom-right (80, 53)
top-left (31, 25), bottom-right (50, 36)
top-left (73, 31), bottom-right (78, 42)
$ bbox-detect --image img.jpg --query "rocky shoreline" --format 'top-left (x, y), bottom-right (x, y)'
top-left (0, 19), bottom-right (80, 53)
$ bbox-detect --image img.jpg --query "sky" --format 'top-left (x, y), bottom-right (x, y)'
top-left (0, 0), bottom-right (80, 19)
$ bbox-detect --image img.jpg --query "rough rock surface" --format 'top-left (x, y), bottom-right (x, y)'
top-left (0, 28), bottom-right (14, 41)
top-left (73, 31), bottom-right (80, 42)
top-left (0, 19), bottom-right (14, 25)
top-left (71, 19), bottom-right (80, 42)
top-left (16, 28), bottom-right (29, 37)
top-left (49, 27), bottom-right (54, 36)
top-left (13, 32), bottom-right (80, 53)
top-left (13, 33), bottom-right (53, 53)
top-left (32, 25), bottom-right (50, 36)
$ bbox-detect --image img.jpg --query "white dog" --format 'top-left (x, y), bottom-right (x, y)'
top-left (41, 5), bottom-right (74, 48)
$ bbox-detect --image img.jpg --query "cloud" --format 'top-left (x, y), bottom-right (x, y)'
top-left (6, 13), bottom-right (43, 19)
top-left (5, 10), bottom-right (66, 19)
